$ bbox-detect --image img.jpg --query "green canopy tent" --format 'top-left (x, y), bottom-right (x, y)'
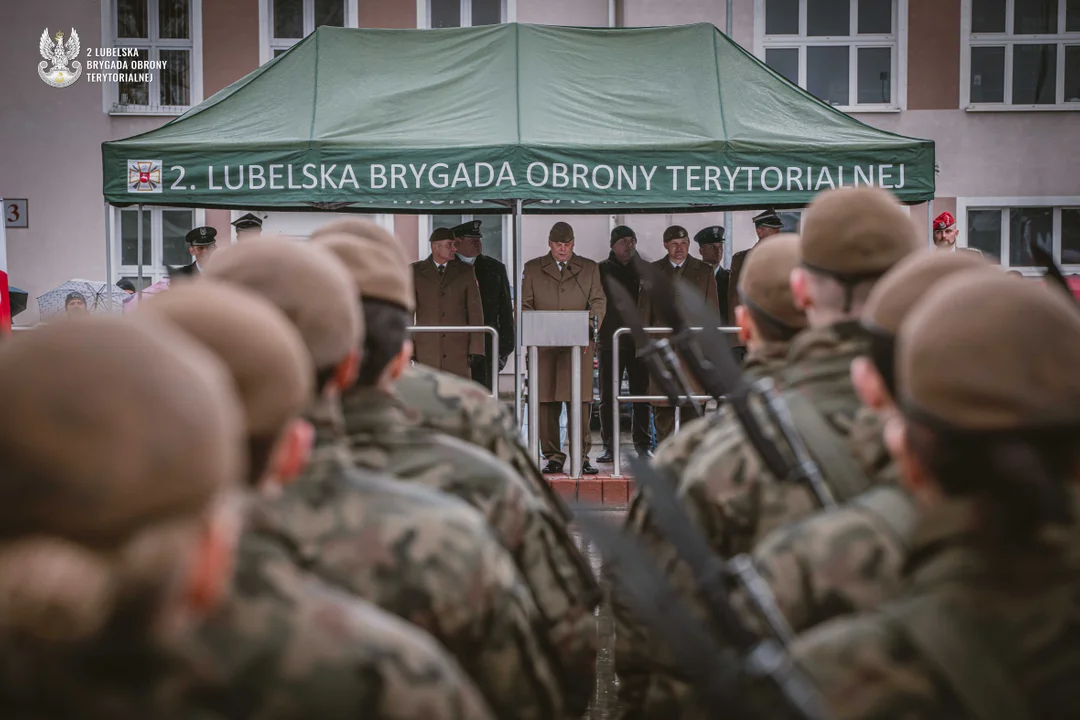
top-left (101, 21), bottom-right (936, 419)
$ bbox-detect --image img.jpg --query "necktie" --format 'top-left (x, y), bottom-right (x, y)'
top-left (437, 264), bottom-right (445, 276)
top-left (558, 262), bottom-right (565, 274)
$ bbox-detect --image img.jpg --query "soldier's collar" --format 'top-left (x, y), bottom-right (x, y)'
top-left (340, 385), bottom-right (409, 431)
top-left (785, 319), bottom-right (869, 366)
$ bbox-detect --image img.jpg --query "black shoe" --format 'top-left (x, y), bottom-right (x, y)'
top-left (597, 449), bottom-right (614, 463)
top-left (542, 461), bottom-right (564, 474)
top-left (635, 446), bottom-right (655, 459)
top-left (582, 461), bottom-right (599, 475)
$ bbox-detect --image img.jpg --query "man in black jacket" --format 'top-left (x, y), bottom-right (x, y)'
top-left (452, 220), bottom-right (514, 388)
top-left (694, 225), bottom-right (731, 325)
top-left (169, 226), bottom-right (217, 279)
top-left (596, 225), bottom-right (653, 462)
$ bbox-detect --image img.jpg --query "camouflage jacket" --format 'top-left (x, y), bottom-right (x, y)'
top-left (396, 364), bottom-right (571, 522)
top-left (245, 395), bottom-right (562, 720)
top-left (776, 492), bottom-right (1080, 719)
top-left (341, 385), bottom-right (601, 715)
top-left (611, 323), bottom-right (881, 719)
top-left (181, 530), bottom-right (496, 720)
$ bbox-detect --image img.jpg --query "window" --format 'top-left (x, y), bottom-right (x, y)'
top-left (424, 0), bottom-right (506, 28)
top-left (777, 210), bottom-right (802, 233)
top-left (429, 215), bottom-right (506, 264)
top-left (268, 0), bottom-right (350, 58)
top-left (757, 0), bottom-right (905, 110)
top-left (112, 207), bottom-right (202, 283)
top-left (964, 0), bottom-right (1080, 108)
top-left (959, 199), bottom-right (1080, 268)
top-left (108, 0), bottom-right (202, 114)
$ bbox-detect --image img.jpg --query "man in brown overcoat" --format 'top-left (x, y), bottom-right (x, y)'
top-left (411, 227), bottom-right (485, 380)
top-left (638, 225), bottom-right (720, 443)
top-left (522, 221), bottom-right (606, 475)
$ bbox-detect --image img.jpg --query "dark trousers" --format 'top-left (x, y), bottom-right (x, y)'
top-left (470, 353), bottom-right (495, 390)
top-left (654, 404), bottom-right (706, 444)
top-left (540, 402), bottom-right (593, 467)
top-left (599, 335), bottom-right (653, 452)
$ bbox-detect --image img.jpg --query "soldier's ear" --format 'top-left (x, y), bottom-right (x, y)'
top-left (387, 340), bottom-right (413, 383)
top-left (884, 414), bottom-right (937, 509)
top-left (735, 305), bottom-right (754, 344)
top-left (333, 348), bottom-right (361, 391)
top-left (264, 418), bottom-right (313, 490)
top-left (789, 268), bottom-right (811, 311)
top-left (851, 356), bottom-right (889, 411)
top-left (184, 500), bottom-right (242, 619)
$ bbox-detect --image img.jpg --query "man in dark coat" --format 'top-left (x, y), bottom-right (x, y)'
top-left (726, 209), bottom-right (784, 319)
top-left (453, 220), bottom-right (514, 389)
top-left (596, 225), bottom-right (653, 463)
top-left (169, 226), bottom-right (217, 279)
top-left (694, 225), bottom-right (731, 325)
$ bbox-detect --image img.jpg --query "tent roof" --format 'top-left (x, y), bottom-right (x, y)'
top-left (103, 23), bottom-right (934, 212)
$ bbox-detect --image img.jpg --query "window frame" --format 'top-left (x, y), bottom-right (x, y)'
top-left (100, 0), bottom-right (204, 116)
top-left (259, 0), bottom-right (359, 65)
top-left (109, 205), bottom-right (207, 284)
top-left (956, 196), bottom-right (1080, 272)
top-left (417, 0), bottom-right (514, 29)
top-left (960, 0), bottom-right (1080, 111)
top-left (753, 0), bottom-right (909, 112)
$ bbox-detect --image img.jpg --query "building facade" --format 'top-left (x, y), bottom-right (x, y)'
top-left (3, 0), bottom-right (1078, 324)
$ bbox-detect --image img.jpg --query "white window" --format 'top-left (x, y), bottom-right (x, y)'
top-left (755, 0), bottom-right (907, 111)
top-left (421, 0), bottom-right (507, 28)
top-left (264, 0), bottom-right (356, 61)
top-left (111, 206), bottom-right (205, 284)
top-left (962, 0), bottom-right (1080, 109)
top-left (105, 0), bottom-right (203, 115)
top-left (957, 198), bottom-right (1080, 269)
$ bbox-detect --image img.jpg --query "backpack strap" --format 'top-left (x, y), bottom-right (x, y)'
top-left (850, 486), bottom-right (919, 552)
top-left (881, 595), bottom-right (1031, 720)
top-left (778, 389), bottom-right (872, 503)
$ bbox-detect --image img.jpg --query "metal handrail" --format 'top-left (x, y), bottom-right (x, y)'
top-left (407, 325), bottom-right (499, 397)
top-left (610, 325), bottom-right (740, 477)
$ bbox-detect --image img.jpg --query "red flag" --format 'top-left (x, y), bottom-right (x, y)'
top-left (0, 270), bottom-right (10, 335)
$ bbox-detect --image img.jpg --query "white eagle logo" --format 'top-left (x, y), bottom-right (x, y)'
top-left (38, 28), bottom-right (82, 88)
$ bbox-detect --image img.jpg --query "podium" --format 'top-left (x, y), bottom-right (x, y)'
top-left (522, 310), bottom-right (590, 479)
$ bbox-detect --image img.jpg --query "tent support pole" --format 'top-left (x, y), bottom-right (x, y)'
top-left (726, 0), bottom-right (733, 36)
top-left (105, 203), bottom-right (114, 310)
top-left (927, 199), bottom-right (934, 249)
top-left (514, 199), bottom-right (525, 435)
top-left (137, 204), bottom-right (144, 300)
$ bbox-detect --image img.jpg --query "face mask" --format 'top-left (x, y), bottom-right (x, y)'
top-left (456, 253), bottom-right (477, 265)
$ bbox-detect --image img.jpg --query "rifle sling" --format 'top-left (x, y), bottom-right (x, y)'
top-left (778, 389), bottom-right (870, 503)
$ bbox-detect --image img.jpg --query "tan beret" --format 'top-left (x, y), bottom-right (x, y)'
top-left (205, 238), bottom-right (361, 370)
top-left (428, 227), bottom-right (456, 243)
top-left (309, 218), bottom-right (400, 252)
top-left (549, 222), bottom-right (574, 243)
top-left (0, 318), bottom-right (244, 546)
top-left (898, 272), bottom-right (1080, 430)
top-left (737, 233), bottom-right (807, 333)
top-left (135, 280), bottom-right (314, 438)
top-left (311, 232), bottom-right (415, 312)
top-left (862, 249), bottom-right (995, 337)
top-left (800, 187), bottom-right (920, 279)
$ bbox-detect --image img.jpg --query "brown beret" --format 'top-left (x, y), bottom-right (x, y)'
top-left (898, 272), bottom-right (1080, 430)
top-left (549, 222), bottom-right (575, 243)
top-left (313, 233), bottom-right (415, 312)
top-left (862, 249), bottom-right (995, 337)
top-left (663, 225), bottom-right (689, 243)
top-left (800, 187), bottom-right (920, 280)
top-left (135, 280), bottom-right (314, 437)
top-left (0, 318), bottom-right (244, 546)
top-left (428, 227), bottom-right (456, 244)
top-left (310, 218), bottom-right (400, 248)
top-left (737, 233), bottom-right (808, 334)
top-left (205, 238), bottom-right (361, 370)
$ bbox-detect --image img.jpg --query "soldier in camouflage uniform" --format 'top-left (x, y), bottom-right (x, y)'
top-left (766, 271), bottom-right (1080, 719)
top-left (312, 228), bottom-right (601, 716)
top-left (136, 281), bottom-right (496, 720)
top-left (0, 317), bottom-right (247, 719)
top-left (204, 239), bottom-right (563, 720)
top-left (738, 250), bottom-right (997, 640)
top-left (614, 232), bottom-right (807, 719)
top-left (614, 188), bottom-right (920, 719)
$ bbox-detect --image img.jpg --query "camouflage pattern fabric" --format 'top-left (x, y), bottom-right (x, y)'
top-left (396, 363), bottom-right (572, 522)
top-left (245, 394), bottom-right (562, 720)
top-left (181, 531), bottom-right (497, 720)
top-left (612, 322), bottom-right (882, 719)
top-left (341, 385), bottom-right (601, 716)
top-left (774, 493), bottom-right (1080, 719)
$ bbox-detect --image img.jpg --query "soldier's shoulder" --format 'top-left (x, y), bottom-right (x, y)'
top-left (523, 256), bottom-right (545, 270)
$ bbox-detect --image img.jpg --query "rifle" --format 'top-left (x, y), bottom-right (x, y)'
top-left (1028, 237), bottom-right (1076, 303)
top-left (575, 501), bottom-right (831, 720)
top-left (673, 282), bottom-right (838, 509)
top-left (600, 271), bottom-right (702, 418)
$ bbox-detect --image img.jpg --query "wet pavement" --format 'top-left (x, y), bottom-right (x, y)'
top-left (573, 509), bottom-right (625, 720)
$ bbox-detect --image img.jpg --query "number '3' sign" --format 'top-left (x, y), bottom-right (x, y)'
top-left (4, 200), bottom-right (28, 229)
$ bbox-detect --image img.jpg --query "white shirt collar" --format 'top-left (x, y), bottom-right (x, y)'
top-left (456, 253), bottom-right (478, 265)
top-left (670, 260), bottom-right (684, 269)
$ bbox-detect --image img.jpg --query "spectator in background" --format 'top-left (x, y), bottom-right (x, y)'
top-left (64, 292), bottom-right (88, 317)
top-left (116, 279), bottom-right (137, 295)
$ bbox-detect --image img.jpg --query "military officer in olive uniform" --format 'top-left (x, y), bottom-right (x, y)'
top-left (411, 227), bottom-right (485, 380)
top-left (453, 220), bottom-right (515, 388)
top-left (694, 225), bottom-right (731, 325)
top-left (169, 226), bottom-right (218, 279)
top-left (727, 208), bottom-right (784, 322)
